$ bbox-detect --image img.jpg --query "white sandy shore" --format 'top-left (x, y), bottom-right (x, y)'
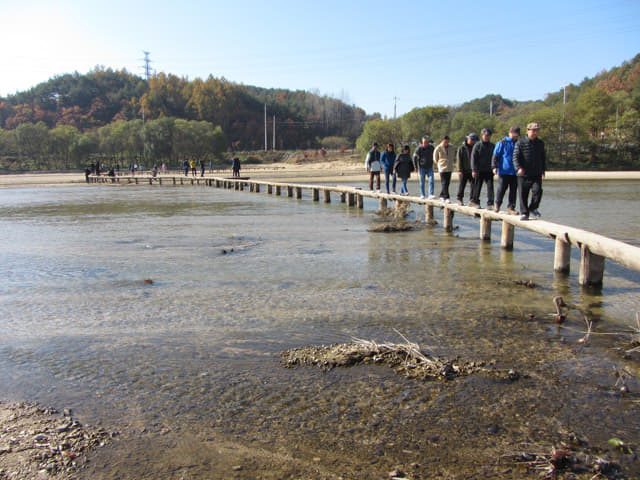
top-left (1, 165), bottom-right (639, 188)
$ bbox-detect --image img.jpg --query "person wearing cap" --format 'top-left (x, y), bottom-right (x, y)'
top-left (433, 135), bottom-right (455, 202)
top-left (513, 122), bottom-right (546, 220)
top-left (412, 136), bottom-right (435, 199)
top-left (491, 126), bottom-right (520, 214)
top-left (455, 133), bottom-right (478, 205)
top-left (380, 143), bottom-right (397, 193)
top-left (393, 145), bottom-right (414, 195)
top-left (364, 142), bottom-right (381, 191)
top-left (469, 128), bottom-right (495, 208)
top-left (365, 142), bottom-right (382, 191)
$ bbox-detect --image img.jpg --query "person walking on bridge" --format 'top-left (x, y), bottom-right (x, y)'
top-left (455, 133), bottom-right (477, 205)
top-left (513, 122), bottom-right (546, 221)
top-left (492, 126), bottom-right (520, 214)
top-left (413, 136), bottom-right (435, 199)
top-left (433, 136), bottom-right (455, 202)
top-left (393, 145), bottom-right (414, 195)
top-left (365, 142), bottom-right (381, 191)
top-left (469, 128), bottom-right (495, 208)
top-left (380, 143), bottom-right (397, 194)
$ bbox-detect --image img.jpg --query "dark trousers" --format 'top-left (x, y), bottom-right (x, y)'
top-left (369, 171), bottom-right (381, 190)
top-left (495, 174), bottom-right (518, 209)
top-left (439, 171), bottom-right (452, 199)
top-left (517, 175), bottom-right (543, 216)
top-left (471, 171), bottom-right (494, 206)
top-left (456, 171), bottom-right (473, 201)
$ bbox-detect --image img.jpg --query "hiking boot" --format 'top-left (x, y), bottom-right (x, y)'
top-left (468, 201), bottom-right (480, 208)
top-left (507, 207), bottom-right (517, 215)
top-left (531, 209), bottom-right (541, 219)
top-left (520, 214), bottom-right (529, 221)
top-left (457, 199), bottom-right (464, 205)
top-left (494, 204), bottom-right (500, 212)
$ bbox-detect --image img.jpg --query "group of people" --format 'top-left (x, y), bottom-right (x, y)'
top-left (364, 122), bottom-right (546, 220)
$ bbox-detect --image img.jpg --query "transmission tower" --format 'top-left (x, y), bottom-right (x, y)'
top-left (141, 51), bottom-right (152, 81)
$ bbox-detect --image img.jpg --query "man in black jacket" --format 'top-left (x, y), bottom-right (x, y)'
top-left (469, 128), bottom-right (495, 208)
top-left (513, 122), bottom-right (546, 220)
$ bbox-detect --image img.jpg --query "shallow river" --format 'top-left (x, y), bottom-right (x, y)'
top-left (0, 179), bottom-right (639, 479)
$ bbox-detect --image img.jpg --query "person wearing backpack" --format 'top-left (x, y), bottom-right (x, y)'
top-left (492, 126), bottom-right (520, 214)
top-left (365, 142), bottom-right (382, 191)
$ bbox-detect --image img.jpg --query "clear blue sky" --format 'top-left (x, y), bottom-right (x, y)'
top-left (1, 0), bottom-right (639, 117)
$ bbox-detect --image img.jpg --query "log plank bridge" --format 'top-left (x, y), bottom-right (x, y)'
top-left (89, 174), bottom-right (640, 287)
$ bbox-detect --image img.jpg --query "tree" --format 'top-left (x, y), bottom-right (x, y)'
top-left (50, 125), bottom-right (80, 168)
top-left (143, 117), bottom-right (175, 164)
top-left (356, 118), bottom-right (402, 155)
top-left (14, 122), bottom-right (49, 169)
top-left (400, 106), bottom-right (449, 143)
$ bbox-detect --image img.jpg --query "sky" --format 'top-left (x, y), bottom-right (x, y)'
top-left (1, 0), bottom-right (639, 118)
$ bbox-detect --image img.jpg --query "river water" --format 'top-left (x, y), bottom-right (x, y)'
top-left (0, 179), bottom-right (639, 479)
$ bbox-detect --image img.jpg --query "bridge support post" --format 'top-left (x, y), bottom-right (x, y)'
top-left (356, 194), bottom-right (364, 209)
top-left (554, 237), bottom-right (571, 274)
top-left (323, 190), bottom-right (331, 203)
top-left (379, 198), bottom-right (387, 209)
top-left (275, 185), bottom-right (281, 196)
top-left (296, 187), bottom-right (302, 199)
top-left (501, 221), bottom-right (515, 250)
top-left (579, 245), bottom-right (604, 286)
top-left (443, 208), bottom-right (454, 232)
top-left (287, 186), bottom-right (293, 197)
top-left (255, 183), bottom-right (260, 193)
top-left (340, 192), bottom-right (346, 203)
top-left (425, 204), bottom-right (434, 223)
top-left (312, 188), bottom-right (319, 201)
top-left (347, 192), bottom-right (355, 206)
top-left (480, 214), bottom-right (492, 241)
top-left (267, 184), bottom-right (273, 194)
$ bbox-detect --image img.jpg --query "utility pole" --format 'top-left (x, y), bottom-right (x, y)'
top-left (141, 51), bottom-right (152, 81)
top-left (393, 97), bottom-right (398, 119)
top-left (264, 104), bottom-right (267, 152)
top-left (273, 115), bottom-right (276, 151)
top-left (490, 99), bottom-right (493, 116)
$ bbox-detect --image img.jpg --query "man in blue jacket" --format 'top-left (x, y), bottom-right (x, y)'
top-left (492, 126), bottom-right (520, 214)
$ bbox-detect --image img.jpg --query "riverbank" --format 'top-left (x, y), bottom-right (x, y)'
top-left (1, 167), bottom-right (640, 188)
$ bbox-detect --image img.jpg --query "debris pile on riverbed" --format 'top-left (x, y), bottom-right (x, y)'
top-left (280, 335), bottom-right (512, 381)
top-left (0, 401), bottom-right (114, 480)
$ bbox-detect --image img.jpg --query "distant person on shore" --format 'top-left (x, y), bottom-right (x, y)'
top-left (455, 133), bottom-right (478, 205)
top-left (469, 128), bottom-right (495, 208)
top-left (232, 157), bottom-right (241, 177)
top-left (393, 145), bottom-right (414, 195)
top-left (183, 159), bottom-right (189, 176)
top-left (513, 122), bottom-right (546, 221)
top-left (413, 136), bottom-right (435, 199)
top-left (492, 126), bottom-right (520, 214)
top-left (190, 159), bottom-right (197, 177)
top-left (161, 163), bottom-right (166, 174)
top-left (364, 142), bottom-right (381, 191)
top-left (380, 143), bottom-right (397, 194)
top-left (200, 159), bottom-right (205, 177)
top-left (84, 166), bottom-right (91, 183)
top-left (152, 164), bottom-right (158, 177)
top-left (433, 135), bottom-right (455, 202)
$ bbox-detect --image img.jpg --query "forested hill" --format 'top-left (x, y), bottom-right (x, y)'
top-left (0, 68), bottom-right (366, 150)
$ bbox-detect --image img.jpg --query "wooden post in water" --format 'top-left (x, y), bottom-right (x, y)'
top-left (347, 192), bottom-right (355, 206)
top-left (554, 237), bottom-right (571, 274)
top-left (287, 186), bottom-right (293, 197)
top-left (340, 192), bottom-right (346, 203)
top-left (579, 245), bottom-right (605, 286)
top-left (296, 187), bottom-right (302, 199)
top-left (443, 208), bottom-right (454, 232)
top-left (275, 185), bottom-right (281, 196)
top-left (323, 190), bottom-right (331, 203)
top-left (312, 188), bottom-right (319, 201)
top-left (501, 220), bottom-right (515, 250)
top-left (356, 194), bottom-right (364, 209)
top-left (425, 204), bottom-right (434, 223)
top-left (379, 198), bottom-right (387, 209)
top-left (255, 183), bottom-right (260, 193)
top-left (267, 184), bottom-right (273, 194)
top-left (480, 214), bottom-right (492, 241)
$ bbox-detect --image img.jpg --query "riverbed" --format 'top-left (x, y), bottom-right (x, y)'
top-left (0, 180), bottom-right (638, 479)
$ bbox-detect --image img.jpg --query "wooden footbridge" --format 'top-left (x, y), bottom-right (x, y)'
top-left (89, 174), bottom-right (640, 287)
